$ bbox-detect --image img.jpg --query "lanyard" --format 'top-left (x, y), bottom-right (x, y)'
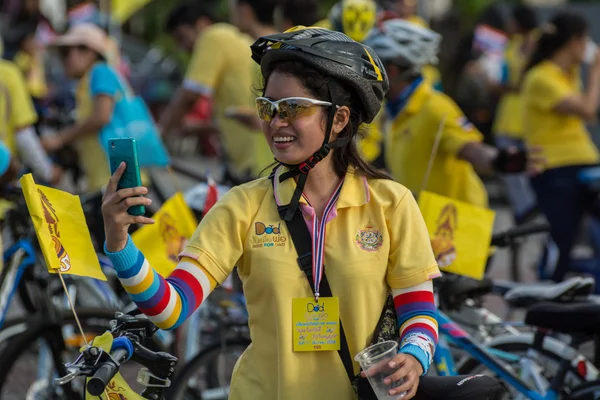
top-left (306, 178), bottom-right (344, 302)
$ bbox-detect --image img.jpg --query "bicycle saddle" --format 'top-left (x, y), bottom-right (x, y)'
top-left (435, 275), bottom-right (494, 308)
top-left (503, 276), bottom-right (594, 308)
top-left (415, 375), bottom-right (506, 400)
top-left (525, 301), bottom-right (600, 335)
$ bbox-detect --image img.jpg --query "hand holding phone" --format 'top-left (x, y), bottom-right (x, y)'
top-left (102, 161), bottom-right (154, 253)
top-left (108, 138), bottom-right (145, 216)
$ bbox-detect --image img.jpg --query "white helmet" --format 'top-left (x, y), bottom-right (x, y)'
top-left (365, 19), bottom-right (441, 72)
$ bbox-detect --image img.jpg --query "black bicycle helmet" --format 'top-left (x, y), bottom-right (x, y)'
top-left (251, 26), bottom-right (388, 220)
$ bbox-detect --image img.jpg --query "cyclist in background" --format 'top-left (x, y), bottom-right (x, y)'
top-left (227, 0), bottom-right (280, 177)
top-left (366, 19), bottom-right (534, 207)
top-left (315, 0), bottom-right (387, 167)
top-left (522, 11), bottom-right (600, 282)
top-left (0, 38), bottom-right (58, 185)
top-left (276, 0), bottom-right (319, 32)
top-left (102, 27), bottom-right (440, 399)
top-left (161, 3), bottom-right (260, 185)
top-left (493, 4), bottom-right (538, 223)
top-left (381, 0), bottom-right (427, 27)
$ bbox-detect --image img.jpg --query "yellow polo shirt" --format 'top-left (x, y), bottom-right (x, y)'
top-left (180, 167), bottom-right (440, 399)
top-left (0, 60), bottom-right (38, 154)
top-left (493, 35), bottom-right (526, 139)
top-left (522, 60), bottom-right (599, 169)
top-left (75, 72), bottom-right (112, 193)
top-left (184, 23), bottom-right (259, 179)
top-left (385, 82), bottom-right (488, 208)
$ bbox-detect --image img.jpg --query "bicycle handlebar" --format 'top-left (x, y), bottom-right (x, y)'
top-left (490, 223), bottom-right (550, 247)
top-left (87, 347), bottom-right (130, 396)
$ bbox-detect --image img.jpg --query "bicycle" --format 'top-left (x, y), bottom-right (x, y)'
top-left (55, 311), bottom-right (178, 400)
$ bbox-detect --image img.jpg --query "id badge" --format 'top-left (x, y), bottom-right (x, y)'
top-left (292, 297), bottom-right (340, 351)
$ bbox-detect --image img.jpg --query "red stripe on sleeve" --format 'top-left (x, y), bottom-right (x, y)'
top-left (142, 283), bottom-right (171, 316)
top-left (394, 290), bottom-right (436, 308)
top-left (402, 322), bottom-right (439, 341)
top-left (170, 269), bottom-right (205, 310)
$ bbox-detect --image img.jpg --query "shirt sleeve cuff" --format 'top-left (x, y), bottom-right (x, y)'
top-left (104, 236), bottom-right (140, 272)
top-left (400, 343), bottom-right (430, 376)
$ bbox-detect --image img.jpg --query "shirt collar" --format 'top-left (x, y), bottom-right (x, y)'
top-left (273, 166), bottom-right (370, 209)
top-left (386, 75), bottom-right (424, 119)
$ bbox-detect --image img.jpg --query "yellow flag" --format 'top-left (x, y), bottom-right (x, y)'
top-left (418, 191), bottom-right (495, 280)
top-left (111, 0), bottom-right (151, 23)
top-left (20, 174), bottom-right (106, 281)
top-left (132, 193), bottom-right (197, 277)
top-left (84, 331), bottom-right (144, 400)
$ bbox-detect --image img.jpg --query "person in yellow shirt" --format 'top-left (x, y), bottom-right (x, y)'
top-left (366, 19), bottom-right (532, 208)
top-left (225, 0), bottom-right (282, 178)
top-left (493, 4), bottom-right (538, 222)
top-left (161, 3), bottom-right (261, 185)
top-left (522, 11), bottom-right (600, 282)
top-left (101, 27), bottom-right (443, 399)
top-left (0, 37), bottom-right (58, 185)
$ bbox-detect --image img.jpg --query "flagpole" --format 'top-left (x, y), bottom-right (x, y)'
top-left (57, 271), bottom-right (89, 346)
top-left (419, 114), bottom-right (447, 196)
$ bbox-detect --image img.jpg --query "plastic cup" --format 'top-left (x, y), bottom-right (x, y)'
top-left (355, 341), bottom-right (407, 399)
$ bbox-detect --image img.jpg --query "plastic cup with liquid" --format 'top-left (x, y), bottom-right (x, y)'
top-left (355, 341), bottom-right (408, 399)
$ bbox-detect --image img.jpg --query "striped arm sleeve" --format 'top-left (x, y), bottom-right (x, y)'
top-left (393, 280), bottom-right (438, 375)
top-left (105, 236), bottom-right (217, 330)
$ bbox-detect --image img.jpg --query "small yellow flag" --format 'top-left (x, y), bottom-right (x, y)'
top-left (111, 0), bottom-right (151, 23)
top-left (132, 193), bottom-right (197, 277)
top-left (84, 331), bottom-right (144, 400)
top-left (20, 174), bottom-right (106, 281)
top-left (418, 191), bottom-right (495, 280)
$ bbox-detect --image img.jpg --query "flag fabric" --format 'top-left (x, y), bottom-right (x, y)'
top-left (84, 331), bottom-right (144, 399)
top-left (20, 174), bottom-right (106, 281)
top-left (203, 177), bottom-right (219, 216)
top-left (131, 192), bottom-right (198, 277)
top-left (418, 191), bottom-right (495, 280)
top-left (111, 0), bottom-right (151, 23)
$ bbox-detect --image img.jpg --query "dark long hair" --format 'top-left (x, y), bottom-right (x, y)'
top-left (525, 11), bottom-right (588, 72)
top-left (261, 60), bottom-right (391, 180)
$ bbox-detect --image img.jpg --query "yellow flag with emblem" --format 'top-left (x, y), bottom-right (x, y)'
top-left (418, 191), bottom-right (495, 280)
top-left (131, 193), bottom-right (197, 277)
top-left (84, 331), bottom-right (144, 400)
top-left (20, 174), bottom-right (106, 281)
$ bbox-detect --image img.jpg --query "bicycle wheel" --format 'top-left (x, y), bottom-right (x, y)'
top-left (458, 342), bottom-right (586, 399)
top-left (167, 338), bottom-right (251, 400)
top-left (0, 309), bottom-right (162, 400)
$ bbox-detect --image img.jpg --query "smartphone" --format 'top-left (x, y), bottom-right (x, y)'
top-left (108, 138), bottom-right (145, 216)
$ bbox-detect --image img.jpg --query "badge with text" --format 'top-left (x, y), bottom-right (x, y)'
top-left (292, 297), bottom-right (340, 352)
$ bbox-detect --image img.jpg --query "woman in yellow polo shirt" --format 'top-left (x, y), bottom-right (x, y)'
top-left (522, 11), bottom-right (600, 282)
top-left (101, 27), bottom-right (443, 399)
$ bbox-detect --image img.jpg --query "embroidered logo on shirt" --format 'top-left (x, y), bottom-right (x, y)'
top-left (355, 226), bottom-right (383, 251)
top-left (457, 116), bottom-right (474, 132)
top-left (251, 222), bottom-right (287, 248)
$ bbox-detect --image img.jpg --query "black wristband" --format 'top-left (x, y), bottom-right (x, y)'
top-left (493, 148), bottom-right (527, 173)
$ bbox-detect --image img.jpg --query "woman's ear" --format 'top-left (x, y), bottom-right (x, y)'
top-left (331, 106), bottom-right (351, 138)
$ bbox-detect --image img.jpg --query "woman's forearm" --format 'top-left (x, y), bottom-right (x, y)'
top-left (393, 280), bottom-right (438, 375)
top-left (105, 236), bottom-right (217, 330)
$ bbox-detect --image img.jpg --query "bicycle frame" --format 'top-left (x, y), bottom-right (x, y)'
top-left (435, 310), bottom-right (558, 400)
top-left (0, 239), bottom-right (36, 327)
